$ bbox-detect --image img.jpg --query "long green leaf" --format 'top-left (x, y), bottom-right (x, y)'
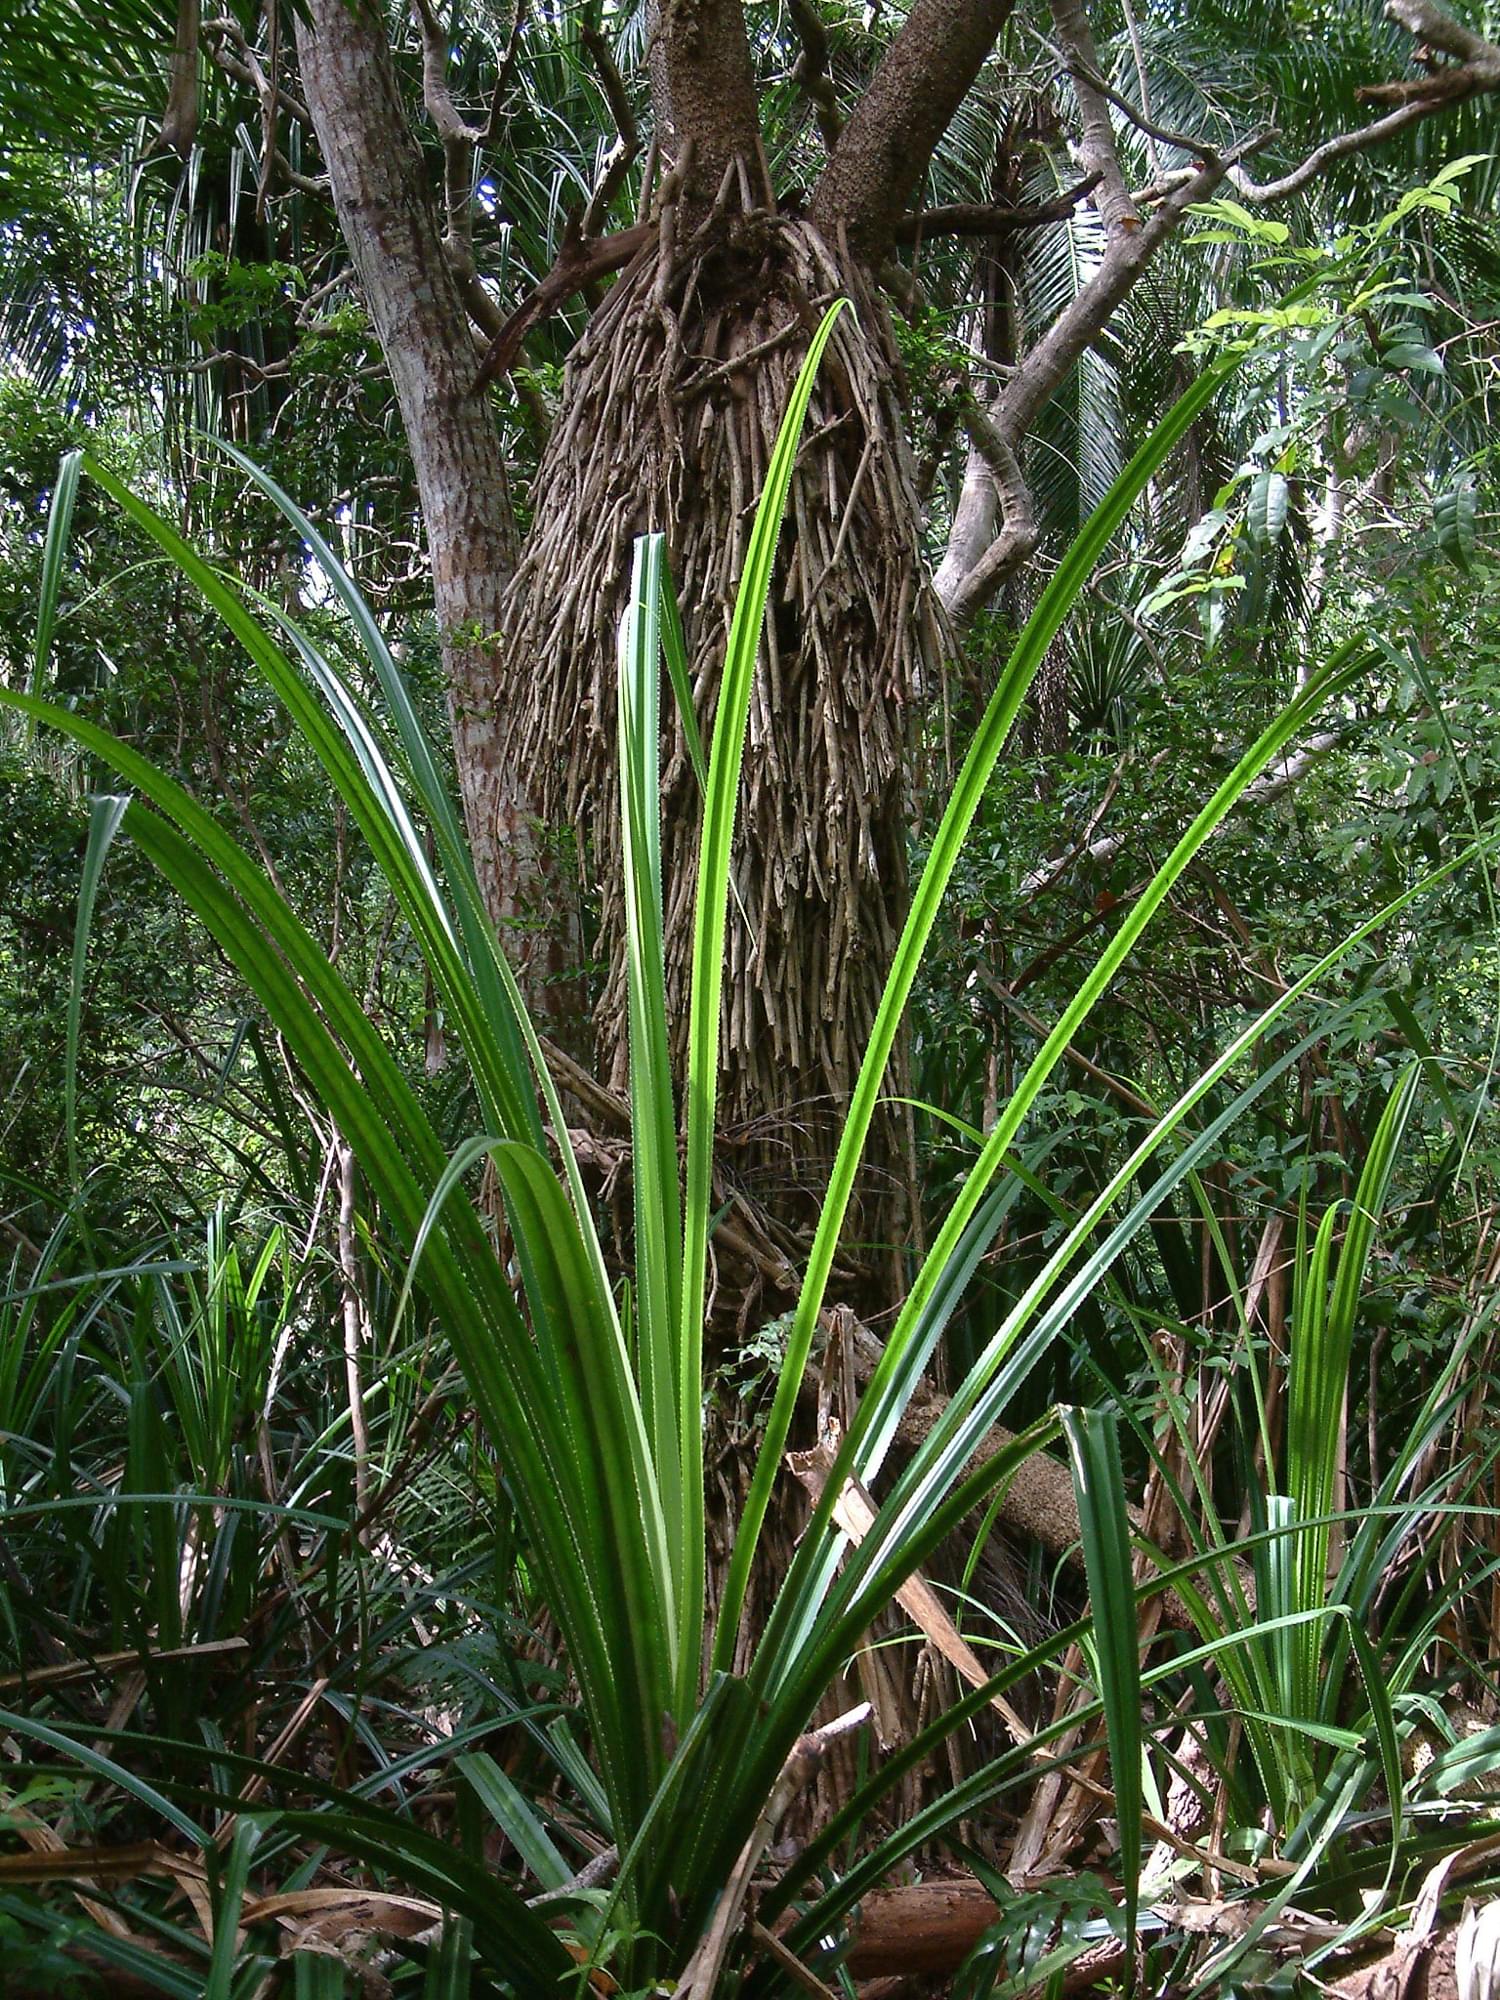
top-left (1286, 1066), bottom-right (1420, 1717)
top-left (619, 533), bottom-right (687, 1655)
top-left (4, 688), bottom-right (662, 1846)
top-left (681, 299), bottom-right (846, 1692)
top-left (205, 1816), bottom-right (262, 2000)
top-left (65, 792), bottom-right (129, 1191)
top-left (714, 346), bottom-right (1246, 1672)
top-left (457, 1752), bottom-right (570, 1891)
top-left (28, 446), bottom-right (81, 727)
top-left (765, 835), bottom-right (1487, 1743)
top-left (0, 1708), bottom-right (202, 1843)
top-left (754, 648), bottom-right (1367, 1695)
top-left (1062, 1406), bottom-right (1142, 1961)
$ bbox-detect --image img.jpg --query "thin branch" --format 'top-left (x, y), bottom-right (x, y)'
top-left (255, 0), bottom-right (280, 217)
top-left (335, 1140), bottom-right (373, 1538)
top-left (936, 155), bottom-right (1233, 624)
top-left (1016, 727), bottom-right (1349, 899)
top-left (1232, 0), bottom-right (1499, 202)
top-left (201, 24), bottom-right (326, 196)
top-left (895, 173), bottom-right (1100, 240)
top-left (1037, 23), bottom-right (1226, 163)
top-left (579, 20), bottom-right (640, 234)
top-left (479, 0), bottom-right (529, 144)
top-left (749, 1924), bottom-right (842, 2000)
top-left (410, 0), bottom-right (481, 145)
top-left (675, 1705), bottom-right (873, 2000)
top-left (1119, 0), bottom-right (1161, 176)
top-left (468, 220), bottom-right (655, 393)
top-left (410, 1), bottom-right (476, 277)
top-left (526, 1844), bottom-right (619, 1908)
top-left (202, 14), bottom-right (310, 123)
top-left (1230, 93), bottom-right (1481, 202)
top-left (1051, 0), bottom-right (1500, 216)
top-left (469, 141), bottom-right (692, 392)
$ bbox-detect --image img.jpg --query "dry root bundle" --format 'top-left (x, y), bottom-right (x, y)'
top-left (495, 213), bottom-right (945, 1273)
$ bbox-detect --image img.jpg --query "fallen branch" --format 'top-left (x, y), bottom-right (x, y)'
top-left (844, 1879), bottom-right (1001, 1979)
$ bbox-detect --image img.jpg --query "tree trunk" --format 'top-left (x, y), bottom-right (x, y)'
top-left (494, 212), bottom-right (945, 1303)
top-left (293, 0), bottom-right (568, 996)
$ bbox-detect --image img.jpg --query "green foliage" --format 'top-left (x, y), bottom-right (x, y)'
top-left (5, 25), bottom-right (1500, 1982)
top-left (2, 315), bottom-right (1400, 1994)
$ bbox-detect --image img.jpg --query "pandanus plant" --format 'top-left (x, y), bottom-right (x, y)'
top-left (7, 304), bottom-right (1443, 1994)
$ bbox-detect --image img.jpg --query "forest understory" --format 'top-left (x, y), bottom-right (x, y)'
top-left (7, 0), bottom-right (1500, 1994)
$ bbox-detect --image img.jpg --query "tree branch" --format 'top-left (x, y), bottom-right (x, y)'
top-left (895, 174), bottom-right (1100, 241)
top-left (469, 220), bottom-right (656, 393)
top-left (1231, 0), bottom-right (1500, 199)
top-left (999, 156), bottom-right (1226, 447)
top-left (479, 0), bottom-right (528, 146)
top-left (203, 16), bottom-right (312, 126)
top-left (1048, 0), bottom-right (1139, 236)
top-left (935, 394), bottom-right (1038, 619)
top-left (406, 0), bottom-right (526, 270)
top-left (936, 154), bottom-right (1233, 622)
top-left (1386, 0), bottom-right (1500, 66)
top-left (1231, 94), bottom-right (1481, 202)
top-left (410, 0), bottom-right (481, 146)
top-left (1119, 0), bottom-right (1161, 176)
top-left (579, 20), bottom-right (640, 234)
top-left (787, 0), bottom-right (843, 151)
top-left (1043, 31), bottom-right (1226, 162)
top-left (810, 0), bottom-right (1017, 262)
top-left (157, 0), bottom-right (201, 155)
top-left (938, 0), bottom-right (1500, 621)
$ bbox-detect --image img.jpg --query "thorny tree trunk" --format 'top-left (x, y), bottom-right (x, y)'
top-left (294, 0), bottom-right (572, 999)
top-left (495, 216), bottom-right (946, 1305)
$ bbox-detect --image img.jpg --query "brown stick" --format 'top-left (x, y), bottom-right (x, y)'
top-left (895, 176), bottom-right (1101, 240)
top-left (844, 1880), bottom-right (1001, 1978)
top-left (469, 222), bottom-right (656, 394)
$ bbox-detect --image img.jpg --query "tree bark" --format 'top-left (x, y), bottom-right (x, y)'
top-left (844, 1879), bottom-right (1000, 1978)
top-left (652, 0), bottom-right (767, 209)
top-left (292, 0), bottom-right (561, 987)
top-left (810, 0), bottom-right (1016, 260)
